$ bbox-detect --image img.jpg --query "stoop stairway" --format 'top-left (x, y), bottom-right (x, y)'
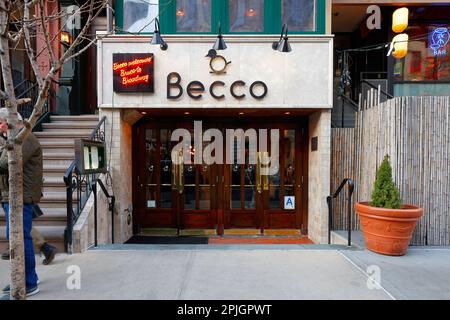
top-left (0, 114), bottom-right (99, 253)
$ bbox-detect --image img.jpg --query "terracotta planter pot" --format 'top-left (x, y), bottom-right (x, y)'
top-left (355, 202), bottom-right (423, 256)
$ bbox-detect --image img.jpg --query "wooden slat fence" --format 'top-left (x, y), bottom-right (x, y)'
top-left (331, 94), bottom-right (450, 246)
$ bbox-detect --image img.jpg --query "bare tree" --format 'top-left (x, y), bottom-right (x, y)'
top-left (0, 0), bottom-right (109, 300)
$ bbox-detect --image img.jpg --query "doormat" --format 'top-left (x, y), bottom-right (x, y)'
top-left (208, 237), bottom-right (314, 245)
top-left (125, 236), bottom-right (209, 245)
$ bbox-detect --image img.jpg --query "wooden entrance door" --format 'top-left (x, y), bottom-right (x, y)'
top-left (134, 119), bottom-right (307, 234)
top-left (134, 121), bottom-right (219, 232)
top-left (223, 122), bottom-right (306, 231)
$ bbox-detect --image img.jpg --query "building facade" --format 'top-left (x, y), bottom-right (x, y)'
top-left (332, 0), bottom-right (450, 127)
top-left (97, 0), bottom-right (334, 244)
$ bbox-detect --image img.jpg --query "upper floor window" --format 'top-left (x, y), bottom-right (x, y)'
top-left (229, 0), bottom-right (265, 33)
top-left (176, 0), bottom-right (212, 32)
top-left (117, 0), bottom-right (325, 34)
top-left (123, 0), bottom-right (158, 33)
top-left (282, 0), bottom-right (315, 32)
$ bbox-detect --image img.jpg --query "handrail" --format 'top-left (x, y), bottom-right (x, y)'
top-left (338, 94), bottom-right (359, 112)
top-left (64, 115), bottom-right (107, 253)
top-left (327, 178), bottom-right (355, 247)
top-left (361, 80), bottom-right (394, 99)
top-left (16, 82), bottom-right (38, 100)
top-left (13, 79), bottom-right (35, 92)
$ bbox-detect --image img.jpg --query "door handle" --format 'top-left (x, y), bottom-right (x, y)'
top-left (256, 152), bottom-right (270, 193)
top-left (178, 153), bottom-right (184, 195)
top-left (256, 152), bottom-right (262, 194)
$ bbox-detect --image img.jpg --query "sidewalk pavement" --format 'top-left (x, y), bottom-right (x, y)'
top-left (1, 245), bottom-right (449, 300)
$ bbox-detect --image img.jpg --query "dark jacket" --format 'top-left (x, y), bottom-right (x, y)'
top-left (0, 132), bottom-right (43, 204)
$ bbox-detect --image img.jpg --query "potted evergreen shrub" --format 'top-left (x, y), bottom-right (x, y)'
top-left (355, 155), bottom-right (423, 256)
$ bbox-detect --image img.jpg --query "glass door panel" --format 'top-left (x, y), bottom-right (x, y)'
top-left (145, 129), bottom-right (157, 209)
top-left (160, 129), bottom-right (173, 208)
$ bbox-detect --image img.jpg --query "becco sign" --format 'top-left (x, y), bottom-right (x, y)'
top-left (112, 53), bottom-right (268, 100)
top-left (113, 53), bottom-right (154, 93)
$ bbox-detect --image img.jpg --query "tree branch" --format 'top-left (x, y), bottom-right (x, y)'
top-left (23, 0), bottom-right (43, 88)
top-left (16, 0), bottom-right (109, 144)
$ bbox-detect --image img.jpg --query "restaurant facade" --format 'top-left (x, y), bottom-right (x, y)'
top-left (96, 0), bottom-right (334, 244)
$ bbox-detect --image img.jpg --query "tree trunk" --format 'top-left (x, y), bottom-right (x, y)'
top-left (6, 146), bottom-right (24, 300)
top-left (0, 2), bottom-right (26, 300)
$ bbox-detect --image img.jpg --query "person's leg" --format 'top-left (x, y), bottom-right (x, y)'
top-left (31, 227), bottom-right (46, 251)
top-left (22, 204), bottom-right (38, 289)
top-left (1, 203), bottom-right (9, 260)
top-left (4, 202), bottom-right (8, 242)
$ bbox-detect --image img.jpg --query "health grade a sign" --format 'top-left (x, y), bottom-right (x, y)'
top-left (113, 53), bottom-right (154, 93)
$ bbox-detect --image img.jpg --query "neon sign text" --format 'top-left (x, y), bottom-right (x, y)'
top-left (430, 27), bottom-right (450, 56)
top-left (113, 54), bottom-right (154, 93)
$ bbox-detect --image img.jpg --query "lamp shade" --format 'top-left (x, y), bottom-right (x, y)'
top-left (392, 33), bottom-right (408, 59)
top-left (213, 24), bottom-right (227, 50)
top-left (392, 7), bottom-right (409, 33)
top-left (277, 37), bottom-right (292, 53)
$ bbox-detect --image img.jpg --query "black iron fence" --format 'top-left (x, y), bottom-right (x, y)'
top-left (64, 116), bottom-right (106, 253)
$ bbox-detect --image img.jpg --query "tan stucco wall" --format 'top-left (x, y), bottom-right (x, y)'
top-left (308, 110), bottom-right (331, 244)
top-left (99, 109), bottom-right (137, 244)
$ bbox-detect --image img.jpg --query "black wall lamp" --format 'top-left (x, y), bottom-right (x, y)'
top-left (150, 18), bottom-right (168, 50)
top-left (213, 23), bottom-right (227, 51)
top-left (272, 24), bottom-right (292, 53)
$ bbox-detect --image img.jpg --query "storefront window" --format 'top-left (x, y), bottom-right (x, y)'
top-left (176, 0), bottom-right (211, 32)
top-left (393, 24), bottom-right (450, 81)
top-left (123, 0), bottom-right (158, 33)
top-left (229, 0), bottom-right (264, 33)
top-left (282, 0), bottom-right (316, 32)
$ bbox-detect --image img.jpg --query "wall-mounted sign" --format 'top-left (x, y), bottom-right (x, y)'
top-left (167, 72), bottom-right (268, 101)
top-left (284, 196), bottom-right (295, 210)
top-left (113, 53), bottom-right (154, 93)
top-left (206, 49), bottom-right (232, 74)
top-left (74, 139), bottom-right (107, 174)
top-left (430, 27), bottom-right (449, 56)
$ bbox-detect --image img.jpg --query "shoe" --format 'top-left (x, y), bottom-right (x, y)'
top-left (2, 284), bottom-right (39, 297)
top-left (1, 251), bottom-right (9, 260)
top-left (26, 286), bottom-right (39, 297)
top-left (40, 243), bottom-right (57, 265)
top-left (3, 280), bottom-right (40, 294)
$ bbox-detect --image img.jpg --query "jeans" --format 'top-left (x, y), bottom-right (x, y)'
top-left (4, 203), bottom-right (38, 289)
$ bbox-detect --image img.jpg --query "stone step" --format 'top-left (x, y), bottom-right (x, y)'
top-left (43, 177), bottom-right (65, 186)
top-left (43, 164), bottom-right (70, 178)
top-left (42, 122), bottom-right (98, 130)
top-left (42, 153), bottom-right (74, 166)
top-left (35, 131), bottom-right (91, 139)
top-left (41, 141), bottom-right (75, 154)
top-left (50, 115), bottom-right (99, 122)
top-left (43, 184), bottom-right (66, 193)
top-left (39, 192), bottom-right (78, 208)
top-left (42, 128), bottom-right (93, 135)
top-left (42, 147), bottom-right (75, 154)
top-left (0, 225), bottom-right (65, 252)
top-left (0, 208), bottom-right (67, 226)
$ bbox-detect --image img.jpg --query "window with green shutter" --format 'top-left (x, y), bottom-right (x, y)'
top-left (115, 0), bottom-right (326, 35)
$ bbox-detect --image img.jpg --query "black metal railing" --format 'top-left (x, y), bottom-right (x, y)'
top-left (327, 179), bottom-right (354, 247)
top-left (1, 79), bottom-right (52, 125)
top-left (360, 80), bottom-right (393, 109)
top-left (16, 80), bottom-right (39, 120)
top-left (64, 116), bottom-right (107, 253)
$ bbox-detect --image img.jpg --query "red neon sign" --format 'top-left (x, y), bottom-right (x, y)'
top-left (113, 54), bottom-right (154, 93)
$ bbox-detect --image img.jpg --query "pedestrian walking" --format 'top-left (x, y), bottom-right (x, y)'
top-left (0, 109), bottom-right (43, 298)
